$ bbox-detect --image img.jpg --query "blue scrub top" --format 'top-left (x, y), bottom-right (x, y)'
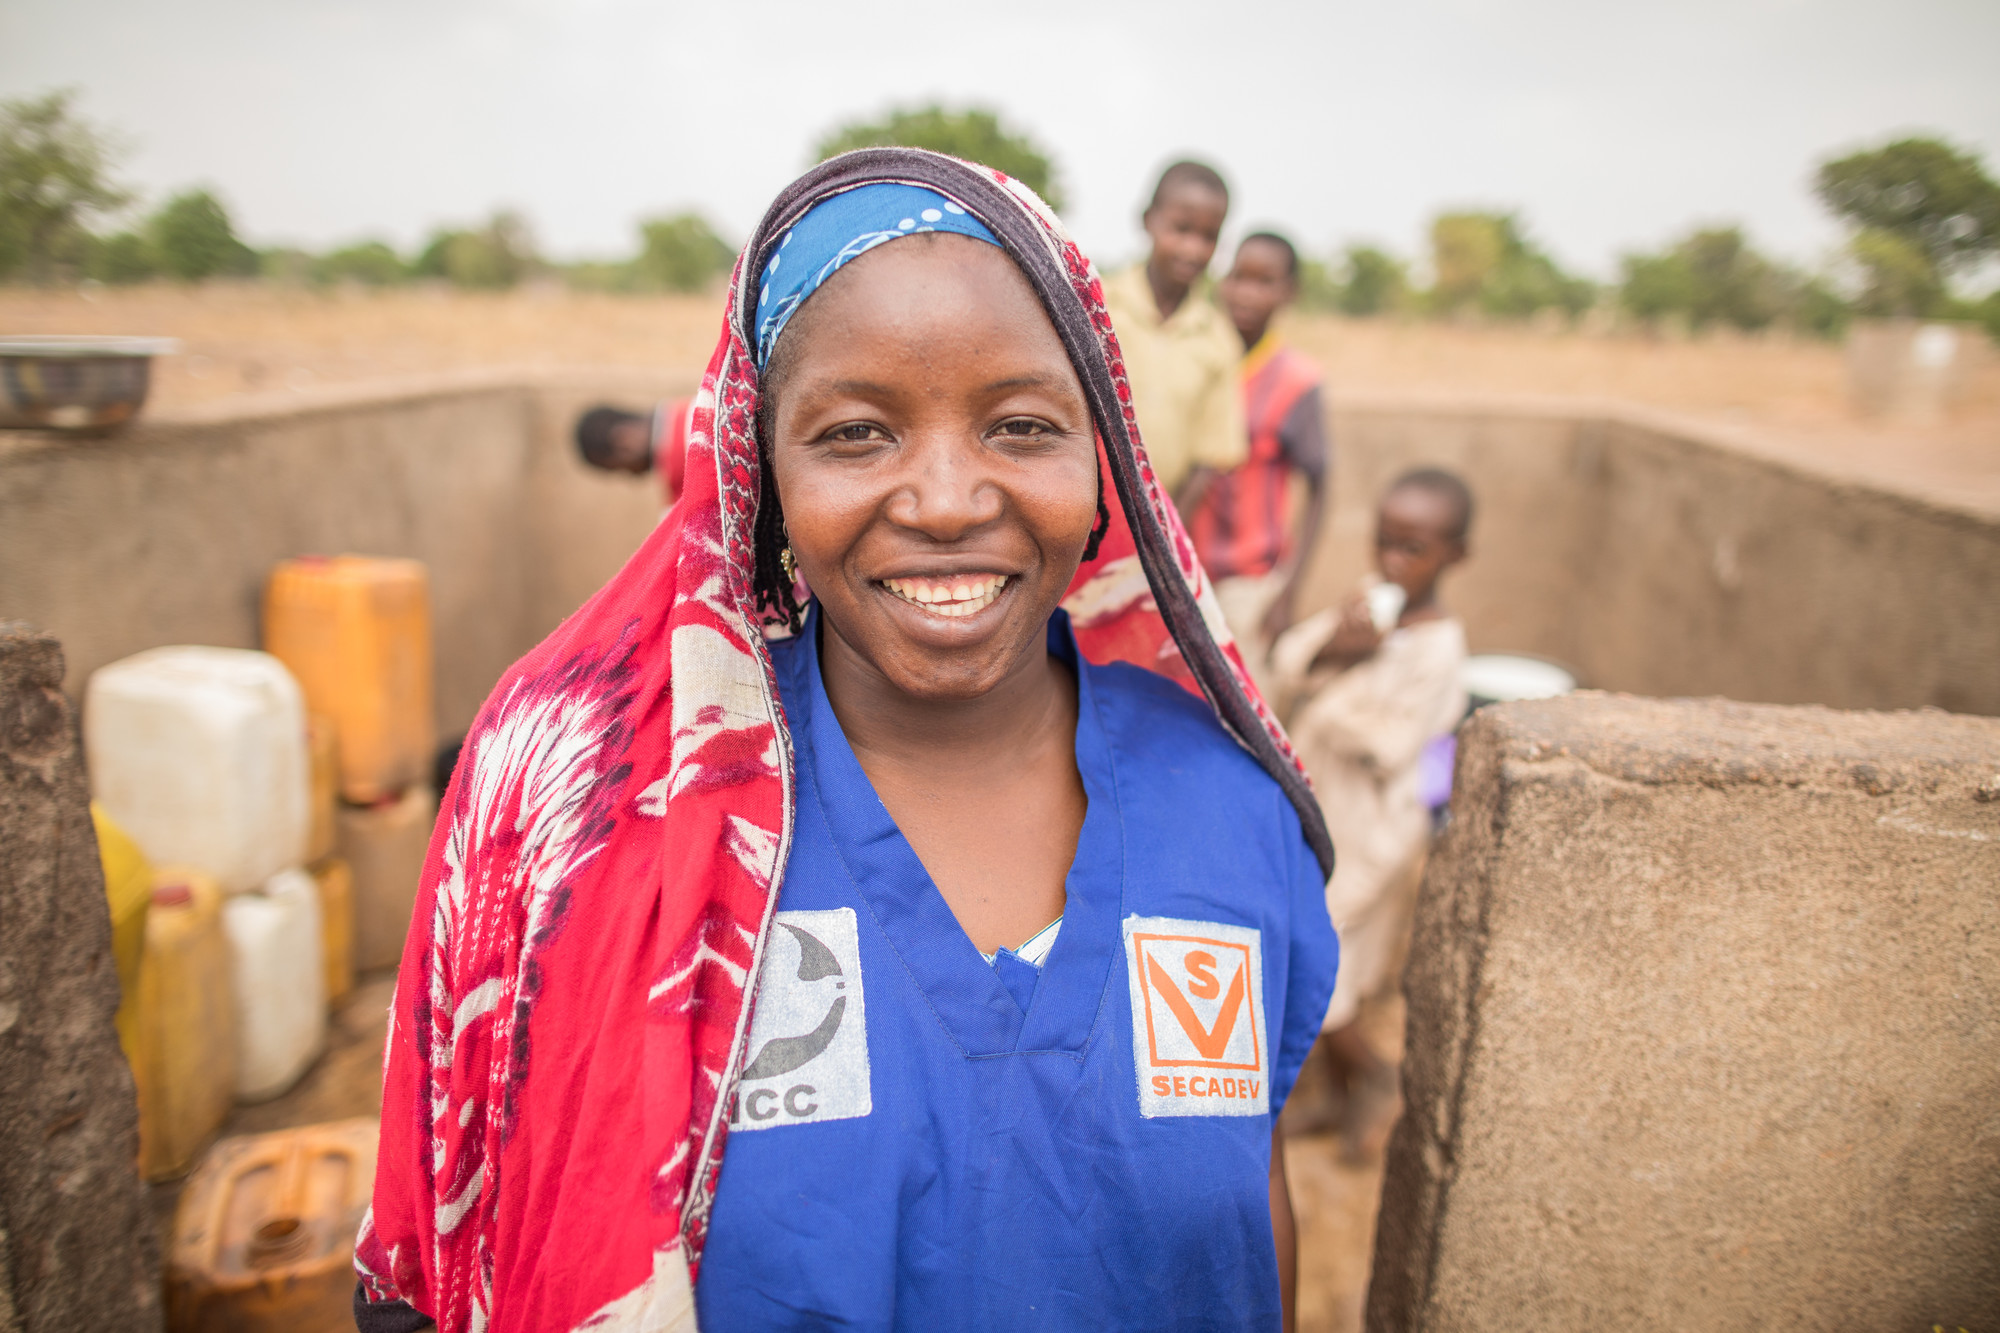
top-left (696, 607), bottom-right (1338, 1331)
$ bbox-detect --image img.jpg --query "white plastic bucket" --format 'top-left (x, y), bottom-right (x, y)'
top-left (86, 646), bottom-right (310, 894)
top-left (221, 867), bottom-right (326, 1102)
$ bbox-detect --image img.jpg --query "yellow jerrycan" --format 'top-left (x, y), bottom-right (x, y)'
top-left (90, 802), bottom-right (153, 1062)
top-left (309, 855), bottom-right (355, 1005)
top-left (264, 556), bottom-right (435, 805)
top-left (304, 713), bottom-right (339, 864)
top-left (166, 1117), bottom-right (378, 1333)
top-left (132, 869), bottom-right (237, 1181)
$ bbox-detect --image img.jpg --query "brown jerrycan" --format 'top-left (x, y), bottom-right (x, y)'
top-left (166, 1117), bottom-right (378, 1332)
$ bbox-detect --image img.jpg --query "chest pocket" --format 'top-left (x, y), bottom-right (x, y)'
top-left (1123, 915), bottom-right (1269, 1118)
top-left (731, 908), bottom-right (872, 1131)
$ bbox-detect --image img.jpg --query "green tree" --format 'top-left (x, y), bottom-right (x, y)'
top-left (83, 229), bottom-right (157, 284)
top-left (0, 89), bottom-right (131, 283)
top-left (315, 239), bottom-right (407, 286)
top-left (1619, 248), bottom-right (1696, 325)
top-left (1336, 244), bottom-right (1409, 316)
top-left (1620, 226), bottom-right (1851, 337)
top-left (147, 188), bottom-right (257, 280)
top-left (1428, 213), bottom-right (1505, 313)
top-left (1618, 227), bottom-right (1788, 330)
top-left (1975, 289), bottom-right (2000, 346)
top-left (414, 211), bottom-right (536, 289)
top-left (1428, 212), bottom-right (1592, 319)
top-left (1790, 276), bottom-right (1851, 341)
top-left (1847, 228), bottom-right (1943, 318)
top-left (815, 106), bottom-right (1065, 213)
top-left (1815, 137), bottom-right (2000, 278)
top-left (630, 213), bottom-right (734, 292)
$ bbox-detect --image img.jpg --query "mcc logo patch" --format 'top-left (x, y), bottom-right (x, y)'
top-left (730, 907), bottom-right (871, 1131)
top-left (1122, 914), bottom-right (1268, 1118)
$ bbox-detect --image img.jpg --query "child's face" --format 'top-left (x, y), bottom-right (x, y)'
top-left (1141, 184), bottom-right (1226, 292)
top-left (606, 418), bottom-right (654, 473)
top-left (1219, 239), bottom-right (1296, 344)
top-left (1374, 486), bottom-right (1465, 602)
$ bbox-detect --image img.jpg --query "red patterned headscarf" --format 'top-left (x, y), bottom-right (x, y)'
top-left (358, 149), bottom-right (1332, 1332)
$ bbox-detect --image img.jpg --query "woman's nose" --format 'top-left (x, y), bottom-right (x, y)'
top-left (886, 434), bottom-right (1004, 540)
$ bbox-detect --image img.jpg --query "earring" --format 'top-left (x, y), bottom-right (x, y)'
top-left (779, 545), bottom-right (797, 583)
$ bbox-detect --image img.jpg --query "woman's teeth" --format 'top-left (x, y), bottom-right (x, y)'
top-left (882, 575), bottom-right (1009, 619)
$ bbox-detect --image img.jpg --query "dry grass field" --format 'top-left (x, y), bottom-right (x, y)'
top-left (3, 282), bottom-right (1995, 508)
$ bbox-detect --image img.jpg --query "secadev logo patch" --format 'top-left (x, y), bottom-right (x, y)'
top-left (730, 907), bottom-right (871, 1131)
top-left (1123, 914), bottom-right (1267, 1118)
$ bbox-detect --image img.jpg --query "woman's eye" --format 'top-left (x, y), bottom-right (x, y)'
top-left (994, 417), bottom-right (1051, 439)
top-left (826, 422), bottom-right (883, 443)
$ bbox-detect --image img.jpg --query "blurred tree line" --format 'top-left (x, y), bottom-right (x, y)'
top-left (814, 106), bottom-right (1065, 211)
top-left (5, 90), bottom-right (1997, 343)
top-left (1288, 136), bottom-right (2000, 341)
top-left (0, 89), bottom-right (741, 295)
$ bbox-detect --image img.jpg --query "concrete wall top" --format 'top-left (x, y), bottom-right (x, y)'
top-left (1308, 392), bottom-right (2000, 716)
top-left (1372, 692), bottom-right (2000, 1330)
top-left (5, 376), bottom-right (1993, 730)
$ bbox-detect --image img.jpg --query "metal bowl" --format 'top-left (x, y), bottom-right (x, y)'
top-left (0, 335), bottom-right (180, 434)
top-left (1462, 653), bottom-right (1579, 712)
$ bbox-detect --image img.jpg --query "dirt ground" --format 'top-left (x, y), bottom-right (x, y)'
top-left (146, 972), bottom-right (398, 1294)
top-left (3, 283), bottom-right (1995, 508)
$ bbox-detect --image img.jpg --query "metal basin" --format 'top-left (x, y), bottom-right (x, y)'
top-left (1462, 653), bottom-right (1579, 711)
top-left (0, 335), bottom-right (179, 433)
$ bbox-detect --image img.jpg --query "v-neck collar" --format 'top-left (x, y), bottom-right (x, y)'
top-left (783, 604), bottom-right (1124, 1058)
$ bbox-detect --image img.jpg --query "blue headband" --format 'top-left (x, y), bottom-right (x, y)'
top-left (753, 182), bottom-right (1001, 369)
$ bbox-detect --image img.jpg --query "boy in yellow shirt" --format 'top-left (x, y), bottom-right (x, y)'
top-left (1102, 161), bottom-right (1247, 517)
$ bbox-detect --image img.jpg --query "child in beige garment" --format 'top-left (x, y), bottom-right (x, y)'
top-left (1270, 466), bottom-right (1471, 1157)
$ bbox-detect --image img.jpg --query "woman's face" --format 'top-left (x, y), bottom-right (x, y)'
top-left (764, 233), bottom-right (1098, 702)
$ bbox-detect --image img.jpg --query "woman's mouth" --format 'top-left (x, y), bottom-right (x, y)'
top-left (880, 574), bottom-right (1010, 619)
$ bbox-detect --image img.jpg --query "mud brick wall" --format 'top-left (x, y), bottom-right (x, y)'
top-left (6, 381), bottom-right (1996, 723)
top-left (0, 367), bottom-right (680, 737)
top-left (1311, 395), bottom-right (2000, 716)
top-left (0, 623), bottom-right (160, 1331)
top-left (1370, 693), bottom-right (2000, 1330)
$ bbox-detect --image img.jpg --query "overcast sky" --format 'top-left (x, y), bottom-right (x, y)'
top-left (4, 0), bottom-right (1996, 278)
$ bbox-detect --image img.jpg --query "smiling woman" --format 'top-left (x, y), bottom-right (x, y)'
top-left (356, 151), bottom-right (1337, 1333)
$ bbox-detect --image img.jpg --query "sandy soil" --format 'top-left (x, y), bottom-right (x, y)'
top-left (3, 283), bottom-right (1994, 507)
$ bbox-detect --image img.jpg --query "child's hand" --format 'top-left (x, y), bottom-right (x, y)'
top-left (1312, 594), bottom-right (1383, 671)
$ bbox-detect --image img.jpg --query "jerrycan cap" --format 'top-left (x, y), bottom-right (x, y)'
top-left (247, 1215), bottom-right (314, 1268)
top-left (152, 880), bottom-right (195, 908)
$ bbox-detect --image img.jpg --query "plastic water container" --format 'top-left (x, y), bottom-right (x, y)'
top-left (132, 869), bottom-right (238, 1180)
top-left (339, 785), bottom-right (437, 972)
top-left (309, 856), bottom-right (354, 1005)
top-left (86, 647), bottom-right (309, 894)
top-left (221, 868), bottom-right (326, 1102)
top-left (166, 1118), bottom-right (378, 1333)
top-left (91, 802), bottom-right (153, 1061)
top-left (264, 556), bottom-right (435, 805)
top-left (305, 714), bottom-right (338, 865)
